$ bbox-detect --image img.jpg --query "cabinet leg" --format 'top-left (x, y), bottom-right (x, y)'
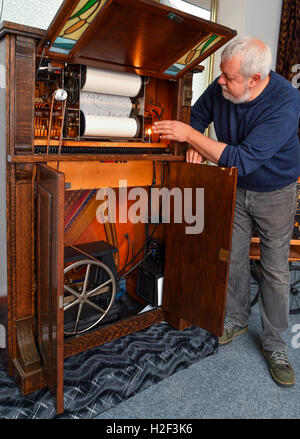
top-left (12, 317), bottom-right (46, 395)
top-left (165, 311), bottom-right (192, 330)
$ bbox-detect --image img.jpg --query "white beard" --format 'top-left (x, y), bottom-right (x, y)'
top-left (221, 86), bottom-right (251, 104)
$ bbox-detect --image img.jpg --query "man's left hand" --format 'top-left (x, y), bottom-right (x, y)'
top-left (152, 120), bottom-right (193, 142)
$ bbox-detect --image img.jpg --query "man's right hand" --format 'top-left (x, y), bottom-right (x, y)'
top-left (186, 147), bottom-right (205, 164)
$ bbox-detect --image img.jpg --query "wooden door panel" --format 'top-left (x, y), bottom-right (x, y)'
top-left (36, 164), bottom-right (65, 414)
top-left (163, 163), bottom-right (237, 336)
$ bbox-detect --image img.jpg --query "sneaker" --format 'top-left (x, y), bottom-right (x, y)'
top-left (262, 348), bottom-right (295, 387)
top-left (219, 318), bottom-right (248, 345)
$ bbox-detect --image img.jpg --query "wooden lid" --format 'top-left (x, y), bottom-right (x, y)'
top-left (39, 0), bottom-right (236, 79)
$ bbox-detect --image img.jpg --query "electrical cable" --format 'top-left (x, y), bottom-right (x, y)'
top-left (35, 45), bottom-right (47, 81)
top-left (117, 222), bottom-right (158, 277)
top-left (118, 161), bottom-right (161, 277)
top-left (127, 233), bottom-right (134, 260)
top-left (121, 234), bottom-right (130, 272)
top-left (119, 251), bottom-right (151, 280)
top-left (118, 232), bottom-right (134, 274)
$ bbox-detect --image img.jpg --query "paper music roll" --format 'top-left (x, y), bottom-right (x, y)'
top-left (82, 67), bottom-right (142, 98)
top-left (80, 91), bottom-right (133, 118)
top-left (80, 112), bottom-right (139, 138)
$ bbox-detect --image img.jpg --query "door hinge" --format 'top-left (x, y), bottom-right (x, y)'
top-left (219, 249), bottom-right (230, 262)
top-left (58, 295), bottom-right (64, 309)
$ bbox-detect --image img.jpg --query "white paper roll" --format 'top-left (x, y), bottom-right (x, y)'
top-left (80, 91), bottom-right (133, 118)
top-left (81, 113), bottom-right (139, 138)
top-left (82, 67), bottom-right (142, 98)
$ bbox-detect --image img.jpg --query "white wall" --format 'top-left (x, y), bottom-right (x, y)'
top-left (213, 0), bottom-right (283, 78)
top-left (0, 0), bottom-right (64, 29)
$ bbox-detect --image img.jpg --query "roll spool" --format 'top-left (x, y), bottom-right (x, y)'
top-left (80, 111), bottom-right (141, 138)
top-left (81, 66), bottom-right (143, 98)
top-left (79, 67), bottom-right (143, 139)
top-left (80, 91), bottom-right (138, 118)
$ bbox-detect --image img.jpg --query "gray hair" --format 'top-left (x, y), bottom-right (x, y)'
top-left (221, 36), bottom-right (272, 79)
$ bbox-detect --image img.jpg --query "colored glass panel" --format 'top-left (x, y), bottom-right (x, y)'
top-left (49, 36), bottom-right (77, 54)
top-left (164, 34), bottom-right (223, 76)
top-left (49, 0), bottom-right (108, 55)
top-left (164, 63), bottom-right (186, 76)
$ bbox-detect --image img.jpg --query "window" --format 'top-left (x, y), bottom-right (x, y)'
top-left (159, 0), bottom-right (210, 20)
top-left (159, 1), bottom-right (215, 104)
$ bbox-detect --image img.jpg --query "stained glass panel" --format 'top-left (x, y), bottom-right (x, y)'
top-left (164, 34), bottom-right (222, 76)
top-left (49, 36), bottom-right (77, 55)
top-left (49, 0), bottom-right (108, 54)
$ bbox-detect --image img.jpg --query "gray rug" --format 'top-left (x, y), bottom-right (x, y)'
top-left (0, 322), bottom-right (217, 419)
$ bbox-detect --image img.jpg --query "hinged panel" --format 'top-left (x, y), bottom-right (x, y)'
top-left (162, 163), bottom-right (237, 336)
top-left (40, 0), bottom-right (236, 79)
top-left (36, 164), bottom-right (65, 414)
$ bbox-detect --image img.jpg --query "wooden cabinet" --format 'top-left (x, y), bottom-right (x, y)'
top-left (35, 161), bottom-right (236, 412)
top-left (0, 0), bottom-right (237, 414)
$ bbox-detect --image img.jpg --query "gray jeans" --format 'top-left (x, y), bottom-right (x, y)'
top-left (226, 181), bottom-right (297, 351)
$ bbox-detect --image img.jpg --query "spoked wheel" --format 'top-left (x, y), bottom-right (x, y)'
top-left (289, 265), bottom-right (300, 315)
top-left (250, 261), bottom-right (300, 315)
top-left (63, 259), bottom-right (116, 336)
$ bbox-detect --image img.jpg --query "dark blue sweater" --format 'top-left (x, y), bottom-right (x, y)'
top-left (190, 70), bottom-right (300, 191)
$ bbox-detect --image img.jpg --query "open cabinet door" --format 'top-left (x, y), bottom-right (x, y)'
top-left (163, 163), bottom-right (237, 336)
top-left (36, 164), bottom-right (65, 414)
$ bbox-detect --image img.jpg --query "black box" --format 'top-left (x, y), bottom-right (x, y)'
top-left (137, 260), bottom-right (164, 307)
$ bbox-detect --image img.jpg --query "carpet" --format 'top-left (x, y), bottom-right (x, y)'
top-left (0, 322), bottom-right (217, 419)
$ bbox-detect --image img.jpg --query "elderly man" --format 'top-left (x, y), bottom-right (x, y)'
top-left (153, 37), bottom-right (300, 387)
